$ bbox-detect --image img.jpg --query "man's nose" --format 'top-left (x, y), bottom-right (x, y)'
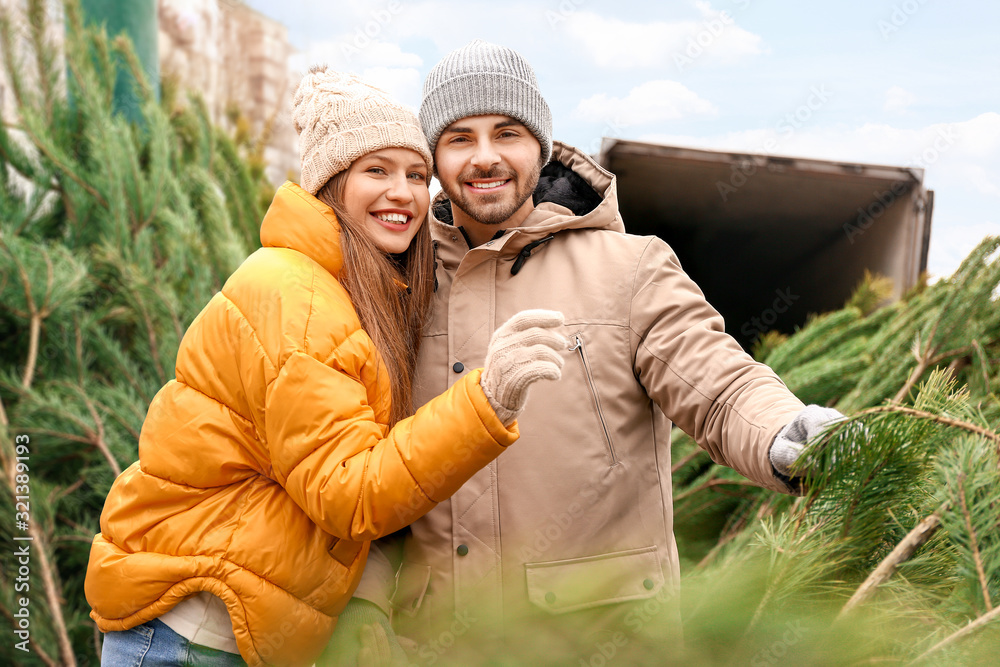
top-left (470, 141), bottom-right (501, 170)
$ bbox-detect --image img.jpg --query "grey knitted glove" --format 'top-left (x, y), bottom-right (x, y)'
top-left (481, 310), bottom-right (567, 426)
top-left (769, 405), bottom-right (845, 476)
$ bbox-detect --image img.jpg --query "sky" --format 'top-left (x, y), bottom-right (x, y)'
top-left (242, 0), bottom-right (999, 278)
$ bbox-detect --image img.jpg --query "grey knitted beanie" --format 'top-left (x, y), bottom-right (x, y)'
top-left (420, 40), bottom-right (552, 164)
top-left (293, 66), bottom-right (432, 195)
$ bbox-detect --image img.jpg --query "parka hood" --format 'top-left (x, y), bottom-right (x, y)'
top-left (260, 181), bottom-right (345, 277)
top-left (431, 141), bottom-right (626, 249)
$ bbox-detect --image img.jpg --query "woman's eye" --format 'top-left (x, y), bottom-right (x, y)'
top-left (366, 167), bottom-right (386, 175)
top-left (408, 172), bottom-right (427, 181)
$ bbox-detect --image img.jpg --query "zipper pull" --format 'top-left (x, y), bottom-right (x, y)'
top-left (568, 335), bottom-right (582, 352)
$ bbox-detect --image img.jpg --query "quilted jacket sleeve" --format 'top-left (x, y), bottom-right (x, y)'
top-left (628, 237), bottom-right (804, 492)
top-left (265, 354), bottom-right (517, 541)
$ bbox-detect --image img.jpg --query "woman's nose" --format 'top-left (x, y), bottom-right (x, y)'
top-left (386, 174), bottom-right (414, 202)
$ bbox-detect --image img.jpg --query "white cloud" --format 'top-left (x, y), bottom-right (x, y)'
top-left (574, 80), bottom-right (717, 127)
top-left (927, 220), bottom-right (999, 279)
top-left (351, 1), bottom-right (550, 55)
top-left (357, 67), bottom-right (423, 109)
top-left (288, 38), bottom-right (423, 108)
top-left (637, 113), bottom-right (1000, 181)
top-left (291, 39), bottom-right (422, 74)
top-left (884, 85), bottom-right (916, 114)
top-left (564, 3), bottom-right (764, 70)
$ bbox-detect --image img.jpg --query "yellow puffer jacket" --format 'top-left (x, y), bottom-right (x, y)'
top-left (85, 182), bottom-right (518, 666)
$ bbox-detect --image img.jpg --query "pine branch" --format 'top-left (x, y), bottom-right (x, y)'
top-left (894, 345), bottom-right (975, 405)
top-left (671, 446), bottom-right (706, 473)
top-left (78, 388), bottom-right (122, 476)
top-left (16, 120), bottom-right (110, 208)
top-left (672, 478), bottom-right (759, 503)
top-left (957, 474), bottom-right (993, 612)
top-left (0, 604), bottom-right (57, 667)
top-left (18, 427), bottom-right (92, 445)
top-left (27, 0), bottom-right (55, 124)
top-left (840, 457), bottom-right (891, 538)
top-left (912, 605), bottom-right (1000, 663)
top-left (28, 522), bottom-right (76, 666)
top-left (853, 406), bottom-right (1000, 447)
top-left (0, 12), bottom-right (29, 110)
top-left (969, 339), bottom-right (992, 391)
top-left (2, 443), bottom-right (76, 665)
top-left (0, 235), bottom-right (43, 389)
top-left (138, 298), bottom-right (166, 384)
top-left (25, 311), bottom-right (41, 389)
top-left (837, 503), bottom-right (947, 618)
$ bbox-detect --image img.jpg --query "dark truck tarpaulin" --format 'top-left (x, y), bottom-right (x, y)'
top-left (598, 139), bottom-right (933, 350)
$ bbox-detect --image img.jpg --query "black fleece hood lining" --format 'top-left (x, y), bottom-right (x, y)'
top-left (431, 160), bottom-right (604, 225)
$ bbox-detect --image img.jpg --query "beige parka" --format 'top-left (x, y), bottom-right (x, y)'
top-left (367, 143), bottom-right (806, 662)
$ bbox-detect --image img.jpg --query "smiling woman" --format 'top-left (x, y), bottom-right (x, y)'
top-left (326, 148), bottom-right (431, 256)
top-left (84, 67), bottom-right (568, 667)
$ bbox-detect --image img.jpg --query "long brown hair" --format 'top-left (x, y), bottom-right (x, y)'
top-left (317, 170), bottom-right (434, 427)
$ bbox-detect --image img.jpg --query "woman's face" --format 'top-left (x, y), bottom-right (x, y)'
top-left (341, 148), bottom-right (430, 255)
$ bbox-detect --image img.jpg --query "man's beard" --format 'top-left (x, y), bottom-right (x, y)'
top-left (443, 162), bottom-right (542, 226)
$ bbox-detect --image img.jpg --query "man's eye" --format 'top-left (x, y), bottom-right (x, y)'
top-left (449, 136), bottom-right (469, 143)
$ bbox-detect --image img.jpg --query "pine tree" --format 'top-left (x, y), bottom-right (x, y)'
top-left (0, 2), bottom-right (268, 663)
top-left (667, 237), bottom-right (1000, 665)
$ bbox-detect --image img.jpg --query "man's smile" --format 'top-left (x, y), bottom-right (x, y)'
top-left (466, 179), bottom-right (512, 191)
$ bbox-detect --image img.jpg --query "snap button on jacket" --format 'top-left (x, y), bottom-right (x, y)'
top-left (85, 182), bottom-right (518, 667)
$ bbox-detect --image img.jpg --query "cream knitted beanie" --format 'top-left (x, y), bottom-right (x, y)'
top-left (293, 66), bottom-right (433, 195)
top-left (420, 40), bottom-right (552, 163)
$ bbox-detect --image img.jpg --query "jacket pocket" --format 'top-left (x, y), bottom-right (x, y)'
top-left (525, 546), bottom-right (664, 614)
top-left (569, 333), bottom-right (618, 465)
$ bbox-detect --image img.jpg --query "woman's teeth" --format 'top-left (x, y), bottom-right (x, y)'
top-left (375, 212), bottom-right (409, 225)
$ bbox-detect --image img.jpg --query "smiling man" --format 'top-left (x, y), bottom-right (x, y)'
top-left (433, 115), bottom-right (544, 238)
top-left (326, 40), bottom-right (843, 665)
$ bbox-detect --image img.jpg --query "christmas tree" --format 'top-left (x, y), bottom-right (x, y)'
top-left (668, 237), bottom-right (1000, 665)
top-left (0, 1), bottom-right (268, 663)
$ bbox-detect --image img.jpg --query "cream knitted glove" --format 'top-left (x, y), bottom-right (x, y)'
top-left (481, 310), bottom-right (567, 426)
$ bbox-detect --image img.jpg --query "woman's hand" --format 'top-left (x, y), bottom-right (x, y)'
top-left (319, 598), bottom-right (410, 666)
top-left (481, 310), bottom-right (567, 426)
top-left (358, 622), bottom-right (412, 667)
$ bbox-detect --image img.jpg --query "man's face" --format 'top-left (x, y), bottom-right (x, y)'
top-left (434, 115), bottom-right (542, 226)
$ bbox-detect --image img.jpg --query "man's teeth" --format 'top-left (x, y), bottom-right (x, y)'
top-left (470, 180), bottom-right (507, 189)
top-left (375, 212), bottom-right (409, 224)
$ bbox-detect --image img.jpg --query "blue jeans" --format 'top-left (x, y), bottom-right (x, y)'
top-left (101, 618), bottom-right (246, 667)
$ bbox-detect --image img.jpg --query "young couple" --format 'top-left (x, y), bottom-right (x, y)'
top-left (87, 41), bottom-right (842, 667)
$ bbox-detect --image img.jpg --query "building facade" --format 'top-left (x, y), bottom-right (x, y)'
top-left (0, 0), bottom-right (298, 185)
top-left (159, 0), bottom-right (299, 185)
